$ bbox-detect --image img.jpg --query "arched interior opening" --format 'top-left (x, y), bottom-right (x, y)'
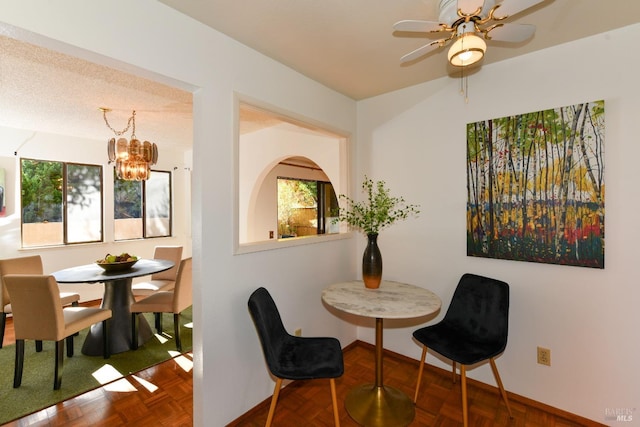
top-left (237, 102), bottom-right (348, 249)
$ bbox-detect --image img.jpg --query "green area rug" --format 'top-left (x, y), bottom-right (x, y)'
top-left (0, 308), bottom-right (192, 425)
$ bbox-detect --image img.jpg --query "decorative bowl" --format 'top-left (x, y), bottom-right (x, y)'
top-left (96, 259), bottom-right (138, 272)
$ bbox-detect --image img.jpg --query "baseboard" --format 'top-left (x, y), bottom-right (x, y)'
top-left (227, 340), bottom-right (605, 426)
top-left (354, 340), bottom-right (606, 427)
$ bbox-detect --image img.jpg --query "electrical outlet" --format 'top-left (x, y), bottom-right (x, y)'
top-left (537, 346), bottom-right (551, 366)
top-left (294, 328), bottom-right (302, 337)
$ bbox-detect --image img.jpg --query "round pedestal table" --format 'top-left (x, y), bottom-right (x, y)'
top-left (53, 259), bottom-right (174, 356)
top-left (322, 280), bottom-right (441, 427)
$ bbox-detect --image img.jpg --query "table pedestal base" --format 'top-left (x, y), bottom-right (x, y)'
top-left (345, 384), bottom-right (415, 427)
top-left (81, 278), bottom-right (153, 356)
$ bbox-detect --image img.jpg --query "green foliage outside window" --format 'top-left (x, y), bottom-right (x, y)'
top-left (21, 159), bottom-right (63, 223)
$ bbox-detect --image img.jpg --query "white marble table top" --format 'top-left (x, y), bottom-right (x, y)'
top-left (322, 280), bottom-right (442, 319)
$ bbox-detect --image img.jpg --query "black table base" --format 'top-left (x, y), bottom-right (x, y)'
top-left (81, 278), bottom-right (153, 356)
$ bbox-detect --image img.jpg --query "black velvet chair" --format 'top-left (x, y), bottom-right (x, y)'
top-left (248, 287), bottom-right (344, 427)
top-left (413, 273), bottom-right (513, 427)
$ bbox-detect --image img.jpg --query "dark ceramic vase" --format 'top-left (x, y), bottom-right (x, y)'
top-left (362, 233), bottom-right (382, 289)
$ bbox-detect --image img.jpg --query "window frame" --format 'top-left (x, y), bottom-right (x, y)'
top-left (20, 157), bottom-right (104, 247)
top-left (114, 169), bottom-right (173, 241)
top-left (276, 176), bottom-right (338, 238)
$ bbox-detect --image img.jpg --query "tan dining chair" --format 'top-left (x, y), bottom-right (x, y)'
top-left (0, 255), bottom-right (80, 349)
top-left (130, 257), bottom-right (192, 352)
top-left (3, 274), bottom-right (112, 390)
top-left (131, 246), bottom-right (183, 297)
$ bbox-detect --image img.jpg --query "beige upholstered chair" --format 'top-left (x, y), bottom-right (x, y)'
top-left (0, 255), bottom-right (80, 349)
top-left (3, 274), bottom-right (112, 390)
top-left (131, 246), bottom-right (183, 297)
top-left (131, 257), bottom-right (192, 352)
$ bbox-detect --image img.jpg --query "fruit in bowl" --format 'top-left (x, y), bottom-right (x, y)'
top-left (96, 253), bottom-right (139, 271)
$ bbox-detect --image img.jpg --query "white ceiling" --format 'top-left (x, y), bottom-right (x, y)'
top-left (159, 0), bottom-right (640, 100)
top-left (0, 1), bottom-right (638, 151)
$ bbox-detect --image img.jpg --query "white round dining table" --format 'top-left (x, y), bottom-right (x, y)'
top-left (322, 280), bottom-right (441, 427)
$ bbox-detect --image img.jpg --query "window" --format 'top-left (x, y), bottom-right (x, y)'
top-left (277, 178), bottom-right (338, 238)
top-left (21, 158), bottom-right (103, 247)
top-left (236, 99), bottom-right (349, 252)
top-left (114, 170), bottom-right (172, 240)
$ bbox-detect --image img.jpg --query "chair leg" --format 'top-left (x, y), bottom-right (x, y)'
top-left (0, 313), bottom-right (6, 348)
top-left (13, 339), bottom-right (25, 388)
top-left (414, 346), bottom-right (428, 403)
top-left (173, 313), bottom-right (182, 352)
top-left (460, 364), bottom-right (468, 427)
top-left (103, 319), bottom-right (110, 359)
top-left (489, 358), bottom-right (512, 418)
top-left (330, 378), bottom-right (340, 426)
top-left (66, 336), bottom-right (74, 357)
top-left (72, 301), bottom-right (80, 337)
top-left (131, 313), bottom-right (139, 350)
top-left (54, 340), bottom-right (64, 390)
top-left (155, 312), bottom-right (163, 333)
top-left (452, 361), bottom-right (457, 383)
top-left (266, 377), bottom-right (283, 427)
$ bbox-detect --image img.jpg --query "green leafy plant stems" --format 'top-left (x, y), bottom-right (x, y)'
top-left (334, 176), bottom-right (420, 234)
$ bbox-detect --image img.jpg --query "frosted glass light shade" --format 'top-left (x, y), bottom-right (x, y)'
top-left (448, 33), bottom-right (486, 67)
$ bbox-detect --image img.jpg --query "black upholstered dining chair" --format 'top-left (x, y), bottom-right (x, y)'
top-left (248, 287), bottom-right (344, 427)
top-left (412, 273), bottom-right (513, 427)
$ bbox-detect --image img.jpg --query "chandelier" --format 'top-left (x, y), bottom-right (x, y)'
top-left (102, 108), bottom-right (158, 181)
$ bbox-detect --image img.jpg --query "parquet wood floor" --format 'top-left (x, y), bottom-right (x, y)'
top-left (2, 316), bottom-right (603, 426)
top-left (229, 341), bottom-right (605, 427)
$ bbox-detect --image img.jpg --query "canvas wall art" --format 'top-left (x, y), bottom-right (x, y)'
top-left (466, 100), bottom-right (604, 268)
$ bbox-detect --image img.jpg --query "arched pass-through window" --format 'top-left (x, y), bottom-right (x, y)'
top-left (234, 100), bottom-right (349, 254)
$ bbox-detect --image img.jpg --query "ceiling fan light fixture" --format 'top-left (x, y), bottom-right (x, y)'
top-left (448, 33), bottom-right (486, 67)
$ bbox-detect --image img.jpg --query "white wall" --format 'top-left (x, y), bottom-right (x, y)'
top-left (3, 2), bottom-right (634, 425)
top-left (0, 2), bottom-right (359, 425)
top-left (239, 124), bottom-right (343, 243)
top-left (356, 24), bottom-right (640, 423)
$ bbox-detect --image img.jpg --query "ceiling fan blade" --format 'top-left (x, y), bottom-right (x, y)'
top-left (486, 23), bottom-right (536, 42)
top-left (457, 0), bottom-right (485, 15)
top-left (494, 0), bottom-right (545, 18)
top-left (393, 20), bottom-right (443, 33)
top-left (400, 40), bottom-right (444, 63)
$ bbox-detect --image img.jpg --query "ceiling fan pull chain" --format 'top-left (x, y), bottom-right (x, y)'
top-left (465, 74), bottom-right (469, 104)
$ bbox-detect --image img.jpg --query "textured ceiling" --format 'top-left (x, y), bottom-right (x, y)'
top-left (0, 34), bottom-right (194, 151)
top-left (0, 1), bottom-right (638, 150)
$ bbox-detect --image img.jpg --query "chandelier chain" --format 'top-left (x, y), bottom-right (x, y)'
top-left (103, 109), bottom-right (137, 138)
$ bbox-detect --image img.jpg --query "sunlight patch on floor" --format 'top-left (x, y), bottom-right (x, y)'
top-left (92, 364), bottom-right (136, 392)
top-left (104, 378), bottom-right (137, 392)
top-left (169, 350), bottom-right (193, 372)
top-left (132, 375), bottom-right (159, 392)
top-left (92, 364), bottom-right (123, 384)
top-left (154, 333), bottom-right (170, 344)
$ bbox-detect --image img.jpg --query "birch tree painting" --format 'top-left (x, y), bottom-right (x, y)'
top-left (466, 100), bottom-right (604, 268)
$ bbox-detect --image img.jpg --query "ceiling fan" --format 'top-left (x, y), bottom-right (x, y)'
top-left (393, 0), bottom-right (545, 66)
